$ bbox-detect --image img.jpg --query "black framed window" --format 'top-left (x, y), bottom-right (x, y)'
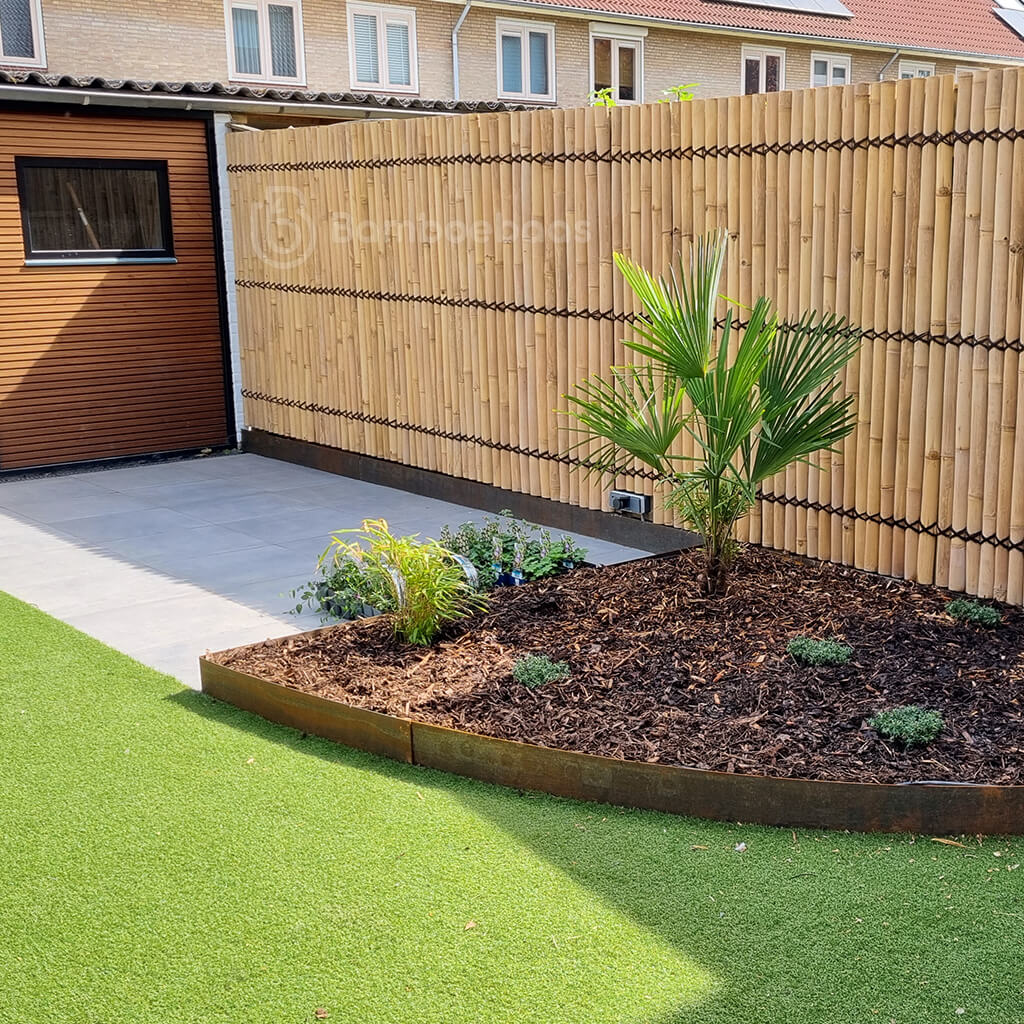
top-left (14, 157), bottom-right (175, 264)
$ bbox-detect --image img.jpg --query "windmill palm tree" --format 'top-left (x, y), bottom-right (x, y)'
top-left (565, 232), bottom-right (860, 595)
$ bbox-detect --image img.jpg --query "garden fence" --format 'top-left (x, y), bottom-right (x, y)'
top-left (227, 67), bottom-right (1024, 602)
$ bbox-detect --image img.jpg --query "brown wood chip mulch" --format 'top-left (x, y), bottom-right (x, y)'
top-left (211, 547), bottom-right (1024, 785)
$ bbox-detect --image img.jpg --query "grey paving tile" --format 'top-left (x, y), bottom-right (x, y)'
top-left (83, 460), bottom-right (218, 492)
top-left (0, 475), bottom-right (115, 503)
top-left (142, 541), bottom-right (317, 590)
top-left (0, 490), bottom-right (157, 523)
top-left (98, 524), bottom-right (267, 568)
top-left (162, 490), bottom-right (324, 525)
top-left (219, 505), bottom-right (369, 546)
top-left (222, 574), bottom-right (323, 619)
top-left (49, 507), bottom-right (209, 544)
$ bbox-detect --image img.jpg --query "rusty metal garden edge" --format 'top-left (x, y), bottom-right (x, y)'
top-left (199, 656), bottom-right (1024, 835)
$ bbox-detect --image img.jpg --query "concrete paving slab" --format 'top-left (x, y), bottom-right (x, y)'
top-left (0, 453), bottom-right (654, 688)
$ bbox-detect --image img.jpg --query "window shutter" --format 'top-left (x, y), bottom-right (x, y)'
top-left (353, 12), bottom-right (380, 84)
top-left (385, 21), bottom-right (411, 87)
top-left (268, 4), bottom-right (298, 79)
top-left (528, 31), bottom-right (549, 96)
top-left (501, 34), bottom-right (523, 94)
top-left (232, 7), bottom-right (262, 76)
top-left (0, 0), bottom-right (35, 59)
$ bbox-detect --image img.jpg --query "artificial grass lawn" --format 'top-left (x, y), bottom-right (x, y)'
top-left (0, 593), bottom-right (1021, 1024)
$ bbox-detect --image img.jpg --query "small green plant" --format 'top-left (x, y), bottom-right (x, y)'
top-left (290, 555), bottom-right (388, 622)
top-left (786, 637), bottom-right (852, 667)
top-left (658, 83), bottom-right (697, 103)
top-left (440, 512), bottom-right (587, 589)
top-left (588, 87), bottom-right (616, 107)
top-left (868, 706), bottom-right (945, 747)
top-left (946, 598), bottom-right (1002, 627)
top-left (321, 519), bottom-right (487, 645)
top-left (512, 654), bottom-right (570, 688)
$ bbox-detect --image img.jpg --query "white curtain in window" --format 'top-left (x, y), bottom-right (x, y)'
top-left (353, 13), bottom-right (380, 83)
top-left (0, 0), bottom-right (35, 59)
top-left (385, 22), bottom-right (410, 87)
top-left (268, 4), bottom-right (297, 79)
top-left (232, 7), bottom-right (262, 75)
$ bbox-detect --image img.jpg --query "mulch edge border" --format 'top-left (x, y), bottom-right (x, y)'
top-left (199, 653), bottom-right (1024, 835)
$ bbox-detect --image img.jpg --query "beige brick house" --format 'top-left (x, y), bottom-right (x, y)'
top-left (3, 0), bottom-right (1024, 110)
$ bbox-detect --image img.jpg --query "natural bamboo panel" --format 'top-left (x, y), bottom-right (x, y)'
top-left (227, 69), bottom-right (1024, 603)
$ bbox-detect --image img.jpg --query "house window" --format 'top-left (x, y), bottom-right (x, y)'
top-left (590, 24), bottom-right (646, 104)
top-left (348, 3), bottom-right (418, 92)
top-left (227, 0), bottom-right (304, 84)
top-left (496, 19), bottom-right (555, 102)
top-left (811, 52), bottom-right (851, 87)
top-left (15, 158), bottom-right (174, 265)
top-left (0, 0), bottom-right (45, 66)
top-left (898, 60), bottom-right (935, 79)
top-left (742, 45), bottom-right (785, 95)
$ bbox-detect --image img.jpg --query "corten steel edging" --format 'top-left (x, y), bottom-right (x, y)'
top-left (199, 656), bottom-right (1024, 834)
top-left (200, 658), bottom-right (413, 763)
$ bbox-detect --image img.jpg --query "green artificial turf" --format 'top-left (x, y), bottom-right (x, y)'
top-left (1, 592), bottom-right (1021, 1024)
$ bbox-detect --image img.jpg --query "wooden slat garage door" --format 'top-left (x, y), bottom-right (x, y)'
top-left (0, 110), bottom-right (229, 470)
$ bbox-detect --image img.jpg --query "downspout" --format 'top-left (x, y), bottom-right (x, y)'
top-left (878, 51), bottom-right (900, 81)
top-left (452, 0), bottom-right (473, 101)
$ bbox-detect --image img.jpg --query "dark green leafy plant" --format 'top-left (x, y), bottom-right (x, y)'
top-left (321, 519), bottom-right (487, 645)
top-left (512, 655), bottom-right (570, 688)
top-left (786, 637), bottom-right (853, 667)
top-left (868, 706), bottom-right (945, 747)
top-left (946, 598), bottom-right (1002, 628)
top-left (565, 231), bottom-right (860, 595)
top-left (440, 512), bottom-right (587, 588)
top-left (290, 556), bottom-right (391, 622)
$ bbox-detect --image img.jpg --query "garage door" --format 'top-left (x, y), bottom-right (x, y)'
top-left (0, 110), bottom-right (230, 471)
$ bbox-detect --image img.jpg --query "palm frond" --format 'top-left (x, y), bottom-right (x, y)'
top-left (563, 364), bottom-right (686, 478)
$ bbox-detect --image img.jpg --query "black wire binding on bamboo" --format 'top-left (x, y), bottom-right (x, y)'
top-left (241, 388), bottom-right (1024, 554)
top-left (226, 125), bottom-right (1016, 175)
top-left (240, 387), bottom-right (661, 481)
top-left (234, 279), bottom-right (1024, 354)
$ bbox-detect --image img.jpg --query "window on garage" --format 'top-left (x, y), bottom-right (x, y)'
top-left (15, 157), bottom-right (174, 264)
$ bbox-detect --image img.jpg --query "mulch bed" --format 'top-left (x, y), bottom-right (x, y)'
top-left (211, 547), bottom-right (1024, 785)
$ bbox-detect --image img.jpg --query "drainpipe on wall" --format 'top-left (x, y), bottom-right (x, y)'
top-left (452, 0), bottom-right (473, 101)
top-left (878, 52), bottom-right (900, 81)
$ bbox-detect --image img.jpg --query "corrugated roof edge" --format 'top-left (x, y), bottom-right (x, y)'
top-left (0, 70), bottom-right (530, 113)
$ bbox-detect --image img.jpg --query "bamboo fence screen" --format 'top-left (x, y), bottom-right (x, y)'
top-left (227, 68), bottom-right (1024, 602)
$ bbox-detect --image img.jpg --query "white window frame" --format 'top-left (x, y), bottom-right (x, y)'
top-left (347, 2), bottom-right (419, 94)
top-left (740, 44), bottom-right (786, 95)
top-left (0, 0), bottom-right (46, 69)
top-left (496, 18), bottom-right (556, 103)
top-left (898, 60), bottom-right (935, 79)
top-left (810, 51), bottom-right (851, 88)
top-left (225, 0), bottom-right (306, 86)
top-left (588, 22), bottom-right (646, 105)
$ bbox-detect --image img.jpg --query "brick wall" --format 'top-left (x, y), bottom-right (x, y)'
top-left (8, 0), bottom-right (1005, 105)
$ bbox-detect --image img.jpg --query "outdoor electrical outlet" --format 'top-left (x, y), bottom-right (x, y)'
top-left (608, 490), bottom-right (652, 516)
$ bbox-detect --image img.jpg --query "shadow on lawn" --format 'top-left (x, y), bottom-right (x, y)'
top-left (168, 684), bottom-right (943, 1023)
